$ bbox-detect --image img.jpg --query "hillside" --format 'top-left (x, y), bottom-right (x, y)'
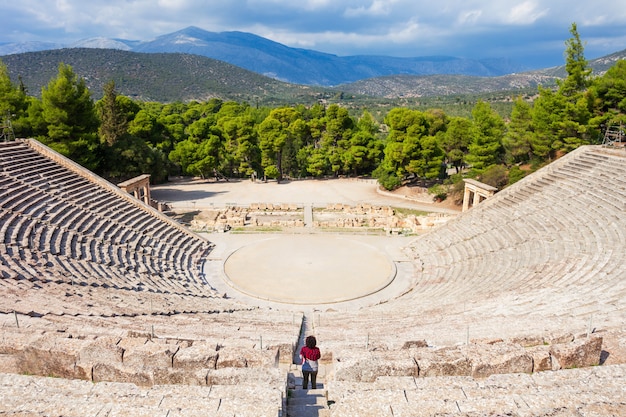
top-left (1, 26), bottom-right (528, 86)
top-left (2, 48), bottom-right (328, 104)
top-left (338, 49), bottom-right (626, 98)
top-left (3, 47), bottom-right (624, 105)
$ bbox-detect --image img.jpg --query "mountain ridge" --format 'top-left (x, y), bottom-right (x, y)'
top-left (0, 26), bottom-right (530, 86)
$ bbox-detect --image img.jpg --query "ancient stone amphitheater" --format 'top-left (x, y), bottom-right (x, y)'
top-left (1, 138), bottom-right (625, 416)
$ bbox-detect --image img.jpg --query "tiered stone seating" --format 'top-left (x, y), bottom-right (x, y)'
top-left (0, 140), bottom-right (224, 306)
top-left (2, 141), bottom-right (626, 415)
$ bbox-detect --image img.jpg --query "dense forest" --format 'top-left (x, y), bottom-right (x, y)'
top-left (1, 24), bottom-right (625, 204)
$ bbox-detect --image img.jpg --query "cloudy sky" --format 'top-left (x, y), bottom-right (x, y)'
top-left (2, 0), bottom-right (626, 68)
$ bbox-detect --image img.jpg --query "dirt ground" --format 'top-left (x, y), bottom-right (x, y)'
top-left (151, 177), bottom-right (462, 214)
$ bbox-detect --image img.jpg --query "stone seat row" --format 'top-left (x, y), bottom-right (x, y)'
top-left (325, 363), bottom-right (626, 417)
top-left (0, 372), bottom-right (284, 417)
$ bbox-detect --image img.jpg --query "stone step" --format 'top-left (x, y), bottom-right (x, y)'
top-left (287, 388), bottom-right (330, 417)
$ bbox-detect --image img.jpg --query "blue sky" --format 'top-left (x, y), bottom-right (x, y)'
top-left (2, 0), bottom-right (626, 68)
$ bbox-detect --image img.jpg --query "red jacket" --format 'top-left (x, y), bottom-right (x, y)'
top-left (300, 346), bottom-right (321, 361)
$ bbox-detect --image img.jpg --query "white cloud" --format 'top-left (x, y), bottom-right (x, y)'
top-left (344, 0), bottom-right (396, 17)
top-left (457, 9), bottom-right (482, 26)
top-left (506, 1), bottom-right (548, 25)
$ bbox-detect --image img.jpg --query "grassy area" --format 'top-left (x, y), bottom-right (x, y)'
top-left (392, 207), bottom-right (432, 216)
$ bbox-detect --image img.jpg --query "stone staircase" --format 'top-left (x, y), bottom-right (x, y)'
top-left (287, 313), bottom-right (330, 417)
top-left (286, 365), bottom-right (330, 417)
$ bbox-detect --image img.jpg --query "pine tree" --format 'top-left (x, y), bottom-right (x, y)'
top-left (466, 101), bottom-right (504, 170)
top-left (97, 81), bottom-right (127, 146)
top-left (560, 23), bottom-right (591, 97)
top-left (503, 98), bottom-right (533, 163)
top-left (40, 63), bottom-right (100, 170)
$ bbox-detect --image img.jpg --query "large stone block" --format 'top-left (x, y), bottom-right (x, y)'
top-left (17, 334), bottom-right (92, 380)
top-left (462, 343), bottom-right (533, 378)
top-left (153, 366), bottom-right (208, 386)
top-left (0, 354), bottom-right (19, 374)
top-left (215, 346), bottom-right (279, 369)
top-left (0, 329), bottom-right (44, 354)
top-left (78, 336), bottom-right (123, 367)
top-left (414, 347), bottom-right (471, 377)
top-left (173, 341), bottom-right (218, 371)
top-left (550, 336), bottom-right (603, 370)
top-left (526, 345), bottom-right (552, 372)
top-left (509, 335), bottom-right (545, 347)
top-left (92, 362), bottom-right (154, 386)
top-left (334, 351), bottom-right (417, 383)
top-left (269, 343), bottom-right (292, 364)
top-left (123, 340), bottom-right (179, 368)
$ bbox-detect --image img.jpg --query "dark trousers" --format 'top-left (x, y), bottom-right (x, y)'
top-left (302, 370), bottom-right (318, 389)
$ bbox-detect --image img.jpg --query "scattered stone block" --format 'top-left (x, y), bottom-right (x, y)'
top-left (402, 340), bottom-right (428, 349)
top-left (0, 354), bottom-right (19, 374)
top-left (526, 345), bottom-right (552, 372)
top-left (550, 336), bottom-right (603, 370)
top-left (215, 346), bottom-right (248, 368)
top-left (510, 335), bottom-right (545, 347)
top-left (0, 330), bottom-right (44, 354)
top-left (17, 334), bottom-right (92, 380)
top-left (206, 367), bottom-right (283, 386)
top-left (414, 347), bottom-right (471, 377)
top-left (462, 343), bottom-right (533, 378)
top-left (93, 362), bottom-right (154, 386)
top-left (78, 336), bottom-right (123, 368)
top-left (173, 341), bottom-right (218, 371)
top-left (123, 340), bottom-right (179, 368)
top-left (334, 351), bottom-right (417, 382)
top-left (547, 332), bottom-right (575, 344)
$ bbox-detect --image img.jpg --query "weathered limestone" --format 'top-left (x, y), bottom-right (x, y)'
top-left (173, 340), bottom-right (218, 370)
top-left (526, 344), bottom-right (553, 372)
top-left (550, 335), bottom-right (603, 370)
top-left (333, 350), bottom-right (418, 382)
top-left (413, 346), bottom-right (472, 377)
top-left (216, 346), bottom-right (279, 369)
top-left (461, 342), bottom-right (533, 378)
top-left (18, 334), bottom-right (92, 380)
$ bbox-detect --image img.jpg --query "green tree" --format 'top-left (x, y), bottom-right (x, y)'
top-left (97, 81), bottom-right (127, 146)
top-left (466, 101), bottom-right (504, 171)
top-left (441, 117), bottom-right (472, 173)
top-left (503, 97), bottom-right (533, 164)
top-left (589, 59), bottom-right (626, 127)
top-left (40, 63), bottom-right (100, 170)
top-left (559, 23), bottom-right (591, 97)
top-left (0, 60), bottom-right (28, 137)
top-left (258, 107), bottom-right (301, 181)
top-left (375, 108), bottom-right (444, 189)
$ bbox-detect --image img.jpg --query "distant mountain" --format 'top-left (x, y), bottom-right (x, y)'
top-left (0, 26), bottom-right (529, 86)
top-left (1, 48), bottom-right (325, 104)
top-left (70, 38), bottom-right (141, 50)
top-left (337, 48), bottom-right (626, 98)
top-left (2, 47), bottom-right (624, 104)
top-left (0, 41), bottom-right (63, 55)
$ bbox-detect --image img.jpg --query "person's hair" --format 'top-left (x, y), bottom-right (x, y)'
top-left (305, 335), bottom-right (317, 349)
